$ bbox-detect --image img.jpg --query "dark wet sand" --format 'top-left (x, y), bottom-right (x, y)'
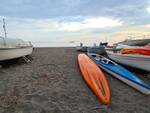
top-left (0, 48), bottom-right (150, 113)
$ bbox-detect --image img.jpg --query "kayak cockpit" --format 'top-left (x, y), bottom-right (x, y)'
top-left (89, 53), bottom-right (117, 65)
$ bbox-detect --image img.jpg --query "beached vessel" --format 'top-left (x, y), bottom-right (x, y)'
top-left (0, 19), bottom-right (33, 61)
top-left (76, 43), bottom-right (88, 52)
top-left (87, 52), bottom-right (150, 94)
top-left (115, 38), bottom-right (150, 47)
top-left (0, 37), bottom-right (33, 61)
top-left (107, 51), bottom-right (150, 72)
top-left (121, 47), bottom-right (150, 56)
top-left (78, 54), bottom-right (110, 104)
top-left (76, 46), bottom-right (88, 52)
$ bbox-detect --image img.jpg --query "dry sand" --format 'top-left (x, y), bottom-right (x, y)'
top-left (0, 47), bottom-right (150, 113)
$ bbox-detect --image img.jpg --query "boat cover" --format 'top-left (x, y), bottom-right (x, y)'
top-left (0, 36), bottom-right (32, 48)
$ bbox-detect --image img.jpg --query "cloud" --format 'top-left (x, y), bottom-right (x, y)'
top-left (144, 24), bottom-right (150, 27)
top-left (0, 0), bottom-right (150, 47)
top-left (0, 16), bottom-right (123, 44)
top-left (1, 0), bottom-right (149, 27)
top-left (147, 7), bottom-right (150, 13)
top-left (5, 16), bottom-right (123, 32)
top-left (84, 17), bottom-right (123, 28)
top-left (0, 0), bottom-right (148, 18)
top-left (0, 0), bottom-right (149, 26)
top-left (59, 17), bottom-right (123, 31)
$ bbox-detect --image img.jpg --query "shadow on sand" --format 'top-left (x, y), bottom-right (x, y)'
top-left (0, 55), bottom-right (33, 69)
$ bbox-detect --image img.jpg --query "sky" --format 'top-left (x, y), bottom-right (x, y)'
top-left (0, 0), bottom-right (150, 47)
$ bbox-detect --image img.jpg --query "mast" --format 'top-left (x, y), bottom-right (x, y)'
top-left (3, 18), bottom-right (7, 38)
top-left (2, 18), bottom-right (7, 46)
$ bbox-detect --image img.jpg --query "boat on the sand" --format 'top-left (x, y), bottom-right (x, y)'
top-left (121, 47), bottom-right (150, 56)
top-left (107, 51), bottom-right (150, 72)
top-left (76, 43), bottom-right (88, 52)
top-left (0, 37), bottom-right (33, 61)
top-left (0, 19), bottom-right (33, 61)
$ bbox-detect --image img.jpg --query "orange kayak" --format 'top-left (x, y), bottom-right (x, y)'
top-left (78, 54), bottom-right (110, 105)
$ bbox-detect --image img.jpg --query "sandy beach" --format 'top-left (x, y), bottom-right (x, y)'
top-left (0, 47), bottom-right (150, 113)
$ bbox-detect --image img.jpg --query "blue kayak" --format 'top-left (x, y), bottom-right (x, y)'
top-left (87, 52), bottom-right (150, 94)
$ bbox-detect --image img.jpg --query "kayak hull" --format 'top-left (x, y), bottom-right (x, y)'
top-left (87, 53), bottom-right (150, 94)
top-left (78, 54), bottom-right (110, 104)
top-left (100, 66), bottom-right (150, 94)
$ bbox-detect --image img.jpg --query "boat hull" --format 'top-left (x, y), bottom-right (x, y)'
top-left (107, 52), bottom-right (150, 72)
top-left (115, 39), bottom-right (150, 46)
top-left (76, 46), bottom-right (88, 52)
top-left (121, 47), bottom-right (150, 56)
top-left (0, 47), bottom-right (33, 61)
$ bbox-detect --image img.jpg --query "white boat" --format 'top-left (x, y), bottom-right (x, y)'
top-left (0, 37), bottom-right (33, 61)
top-left (115, 44), bottom-right (131, 49)
top-left (0, 18), bottom-right (33, 61)
top-left (114, 38), bottom-right (150, 47)
top-left (107, 51), bottom-right (150, 72)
